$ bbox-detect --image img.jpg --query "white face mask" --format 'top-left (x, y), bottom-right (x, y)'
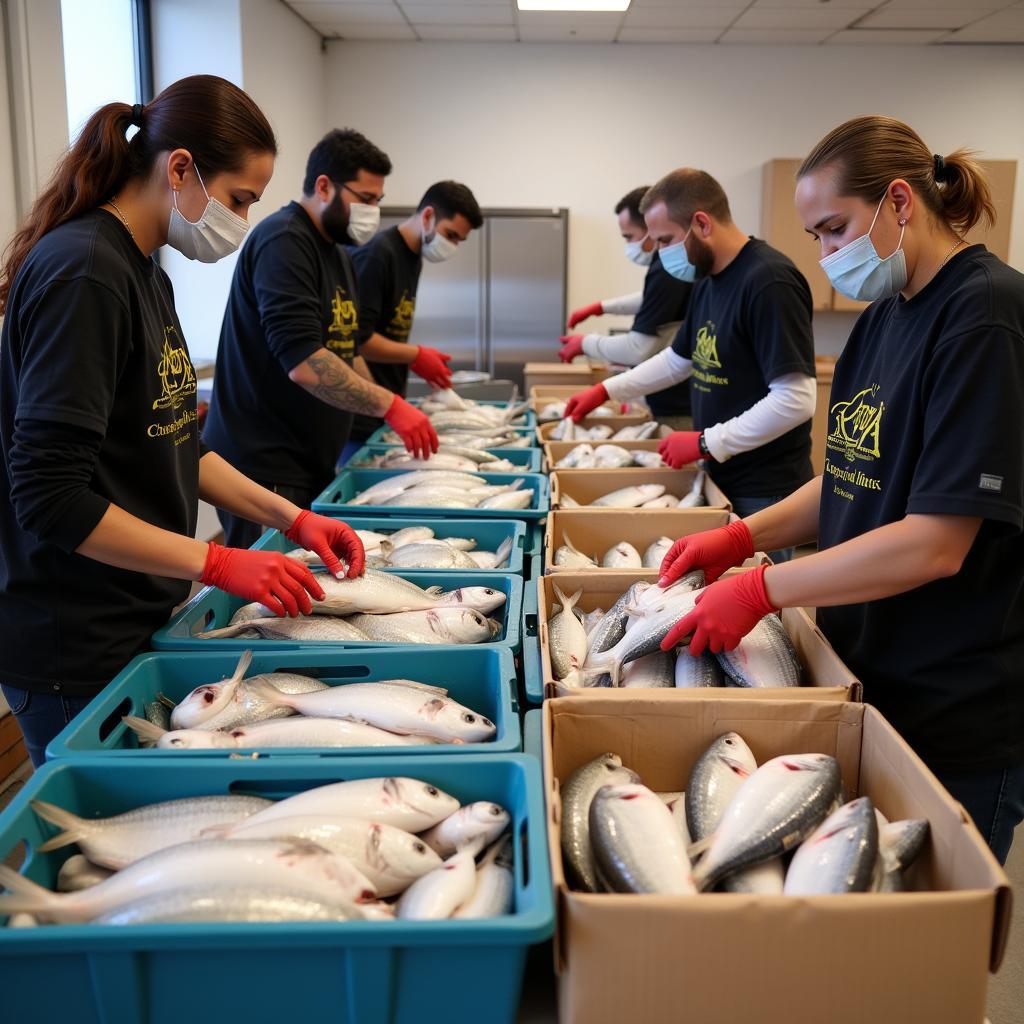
top-left (166, 164), bottom-right (249, 263)
top-left (347, 202), bottom-right (380, 245)
top-left (820, 194), bottom-right (907, 302)
top-left (624, 238), bottom-right (653, 267)
top-left (421, 215), bottom-right (458, 264)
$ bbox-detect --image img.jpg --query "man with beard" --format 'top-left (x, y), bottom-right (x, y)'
top-left (204, 129), bottom-right (437, 547)
top-left (564, 169), bottom-right (817, 562)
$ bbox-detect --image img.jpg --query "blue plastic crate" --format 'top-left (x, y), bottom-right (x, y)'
top-left (365, 423), bottom-right (538, 448)
top-left (345, 444), bottom-right (543, 472)
top-left (408, 397), bottom-right (537, 428)
top-left (0, 754), bottom-right (552, 1024)
top-left (312, 469), bottom-right (550, 521)
top-left (250, 518), bottom-right (528, 576)
top-left (525, 520), bottom-right (545, 558)
top-left (521, 578), bottom-right (544, 706)
top-left (152, 571), bottom-right (523, 654)
top-left (524, 709), bottom-right (543, 760)
top-left (47, 647), bottom-right (520, 760)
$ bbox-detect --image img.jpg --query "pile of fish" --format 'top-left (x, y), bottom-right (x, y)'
top-left (198, 568), bottom-right (506, 644)
top-left (287, 526), bottom-right (514, 571)
top-left (546, 573), bottom-right (802, 688)
top-left (558, 473), bottom-right (707, 509)
top-left (123, 650), bottom-right (496, 751)
top-left (554, 443), bottom-right (664, 470)
top-left (561, 737), bottom-right (930, 896)
top-left (549, 419), bottom-right (661, 443)
top-left (353, 448), bottom-right (518, 473)
top-left (376, 428), bottom-right (533, 451)
top-left (1, 778), bottom-right (515, 925)
top-left (412, 389), bottom-right (530, 428)
top-left (554, 533), bottom-right (672, 570)
top-left (538, 401), bottom-right (616, 422)
top-left (345, 471), bottom-right (534, 511)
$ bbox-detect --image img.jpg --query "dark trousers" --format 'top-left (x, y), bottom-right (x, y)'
top-left (216, 481), bottom-right (319, 550)
top-left (937, 763), bottom-right (1024, 865)
top-left (1, 686), bottom-right (94, 767)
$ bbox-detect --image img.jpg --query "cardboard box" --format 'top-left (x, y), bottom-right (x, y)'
top-left (543, 696), bottom-right (1012, 1024)
top-left (550, 467), bottom-right (731, 511)
top-left (524, 362), bottom-right (611, 391)
top-left (534, 571), bottom-right (859, 700)
top-left (544, 508), bottom-right (732, 572)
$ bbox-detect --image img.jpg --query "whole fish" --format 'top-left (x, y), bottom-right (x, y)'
top-left (378, 490), bottom-right (484, 509)
top-left (479, 489), bottom-right (534, 510)
top-left (715, 614), bottom-right (802, 688)
top-left (56, 855), bottom-right (114, 893)
top-left (555, 443), bottom-right (594, 469)
top-left (92, 886), bottom-right (363, 925)
top-left (238, 777), bottom-right (460, 833)
top-left (674, 650), bottom-right (726, 688)
top-left (881, 818), bottom-right (929, 871)
top-left (679, 470), bottom-right (708, 508)
top-left (602, 542), bottom-right (642, 569)
top-left (0, 839), bottom-right (376, 924)
top-left (560, 753), bottom-right (640, 892)
top-left (32, 794), bottom-right (271, 870)
top-left (380, 541), bottom-right (478, 570)
top-left (591, 484), bottom-right (666, 508)
top-left (621, 650), bottom-right (675, 688)
top-left (630, 450), bottom-right (664, 469)
top-left (464, 537), bottom-right (514, 570)
top-left (692, 754), bottom-right (843, 891)
top-left (610, 422), bottom-right (660, 441)
top-left (386, 526), bottom-right (437, 546)
top-left (436, 586), bottom-right (507, 614)
top-left (784, 797), bottom-right (879, 895)
top-left (436, 445), bottom-right (501, 464)
top-left (420, 802), bottom-right (510, 857)
top-left (378, 453), bottom-right (481, 472)
top-left (453, 839), bottom-right (514, 919)
top-left (224, 815), bottom-right (442, 897)
top-left (593, 445), bottom-right (634, 469)
top-left (585, 582), bottom-right (652, 687)
top-left (397, 845), bottom-right (480, 920)
top-left (350, 471), bottom-right (485, 505)
top-left (198, 615), bottom-right (371, 642)
top-left (684, 733), bottom-right (758, 843)
top-left (346, 607), bottom-right (496, 645)
top-left (590, 784), bottom-right (696, 895)
top-left (642, 537), bottom-right (674, 569)
top-left (640, 495), bottom-right (679, 509)
top-left (554, 533), bottom-right (597, 569)
top-left (722, 859), bottom-right (786, 895)
top-left (549, 586), bottom-right (588, 681)
top-left (234, 678), bottom-right (496, 744)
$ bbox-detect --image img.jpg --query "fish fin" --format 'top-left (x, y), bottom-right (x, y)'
top-left (156, 692), bottom-right (177, 709)
top-left (241, 676), bottom-right (291, 709)
top-left (31, 801), bottom-right (87, 853)
top-left (494, 537), bottom-right (513, 569)
top-left (508, 478), bottom-right (524, 491)
top-left (0, 865), bottom-right (63, 917)
top-left (379, 540), bottom-right (394, 562)
top-left (385, 679), bottom-right (449, 696)
top-left (122, 715), bottom-right (166, 745)
top-left (687, 835), bottom-right (715, 861)
top-left (424, 586), bottom-right (444, 598)
top-left (228, 649), bottom-right (253, 687)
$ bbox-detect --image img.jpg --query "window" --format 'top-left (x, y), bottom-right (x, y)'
top-left (60, 0), bottom-right (152, 143)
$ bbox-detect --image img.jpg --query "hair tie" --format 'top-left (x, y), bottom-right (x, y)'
top-left (129, 103), bottom-right (144, 128)
top-left (933, 153), bottom-right (947, 183)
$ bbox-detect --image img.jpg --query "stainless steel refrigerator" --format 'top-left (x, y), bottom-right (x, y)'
top-left (374, 207), bottom-right (568, 391)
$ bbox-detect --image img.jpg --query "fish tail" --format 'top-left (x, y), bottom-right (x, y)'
top-left (0, 864), bottom-right (62, 916)
top-left (228, 649), bottom-right (253, 687)
top-left (424, 586), bottom-right (444, 598)
top-left (494, 537), bottom-right (513, 569)
top-left (379, 540), bottom-right (394, 562)
top-left (122, 715), bottom-right (167, 746)
top-left (31, 801), bottom-right (87, 853)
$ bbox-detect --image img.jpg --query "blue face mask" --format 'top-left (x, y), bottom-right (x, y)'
top-left (659, 229), bottom-right (695, 282)
top-left (820, 194), bottom-right (907, 302)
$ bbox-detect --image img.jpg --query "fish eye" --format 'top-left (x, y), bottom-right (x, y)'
top-left (489, 804), bottom-right (502, 816)
top-left (483, 718), bottom-right (493, 728)
top-left (413, 841), bottom-right (427, 854)
top-left (203, 692), bottom-right (214, 704)
top-left (425, 785), bottom-right (439, 796)
top-left (170, 738), bottom-right (185, 746)
top-left (462, 713), bottom-right (476, 723)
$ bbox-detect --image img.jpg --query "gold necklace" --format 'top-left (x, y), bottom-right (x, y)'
top-left (940, 238), bottom-right (965, 267)
top-left (107, 196), bottom-right (135, 241)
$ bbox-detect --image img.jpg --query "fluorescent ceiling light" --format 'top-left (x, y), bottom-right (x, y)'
top-left (518, 0), bottom-right (630, 11)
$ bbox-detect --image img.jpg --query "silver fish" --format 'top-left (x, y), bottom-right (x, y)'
top-left (380, 541), bottom-right (478, 570)
top-left (397, 845), bottom-right (481, 920)
top-left (453, 839), bottom-right (514, 919)
top-left (56, 855), bottom-right (114, 893)
top-left (679, 470), bottom-right (708, 508)
top-left (551, 417), bottom-right (576, 442)
top-left (199, 615), bottom-right (371, 642)
top-left (420, 802), bottom-right (510, 857)
top-left (386, 526), bottom-right (437, 546)
top-left (674, 650), bottom-right (725, 688)
top-left (640, 495), bottom-right (679, 509)
top-left (378, 453), bottom-right (481, 472)
top-left (350, 470), bottom-right (486, 505)
top-left (554, 533), bottom-right (597, 569)
top-left (590, 784), bottom-right (696, 894)
top-left (601, 542), bottom-right (642, 569)
top-left (379, 490), bottom-right (484, 509)
top-left (592, 444), bottom-right (634, 469)
top-left (585, 583), bottom-right (652, 688)
top-left (554, 443), bottom-right (594, 469)
top-left (692, 754), bottom-right (843, 891)
top-left (715, 614), bottom-right (802, 688)
top-left (591, 484), bottom-right (666, 508)
top-left (881, 819), bottom-right (930, 871)
top-left (549, 586), bottom-right (588, 681)
top-left (610, 422), bottom-right (660, 441)
top-left (629, 450), bottom-right (664, 468)
top-left (642, 537), bottom-right (674, 570)
top-left (436, 586), bottom-right (507, 614)
top-left (685, 733), bottom-right (758, 843)
top-left (621, 650), bottom-right (675, 688)
top-left (32, 795), bottom-right (271, 871)
top-left (560, 753), bottom-right (640, 892)
top-left (784, 797), bottom-right (879, 895)
top-left (346, 607), bottom-right (496, 645)
top-left (478, 489), bottom-right (534, 510)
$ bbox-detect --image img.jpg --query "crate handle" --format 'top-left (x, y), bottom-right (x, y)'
top-left (98, 697), bottom-right (134, 745)
top-left (515, 813), bottom-right (531, 898)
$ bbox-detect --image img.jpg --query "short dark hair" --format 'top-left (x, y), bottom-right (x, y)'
top-left (417, 180), bottom-right (483, 229)
top-left (303, 128), bottom-right (392, 195)
top-left (614, 186), bottom-right (650, 228)
top-left (640, 169), bottom-right (731, 226)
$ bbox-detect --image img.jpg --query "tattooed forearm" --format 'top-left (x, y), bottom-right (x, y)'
top-left (301, 350), bottom-right (390, 416)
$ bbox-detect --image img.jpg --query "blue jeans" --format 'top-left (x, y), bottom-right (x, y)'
top-left (937, 764), bottom-right (1024, 865)
top-left (729, 494), bottom-right (794, 564)
top-left (0, 686), bottom-right (93, 768)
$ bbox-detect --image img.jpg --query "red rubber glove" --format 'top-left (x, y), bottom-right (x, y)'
top-left (559, 335), bottom-right (585, 363)
top-left (286, 509), bottom-right (365, 579)
top-left (564, 382), bottom-right (609, 422)
top-left (658, 431), bottom-right (703, 469)
top-left (201, 542), bottom-right (324, 618)
top-left (661, 564), bottom-right (776, 655)
top-left (409, 346), bottom-right (452, 389)
top-left (659, 520), bottom-right (754, 587)
top-left (384, 394), bottom-right (439, 459)
top-left (567, 301), bottom-right (603, 330)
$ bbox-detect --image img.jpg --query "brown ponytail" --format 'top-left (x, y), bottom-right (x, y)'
top-left (0, 74), bottom-right (276, 313)
top-left (798, 115), bottom-right (996, 239)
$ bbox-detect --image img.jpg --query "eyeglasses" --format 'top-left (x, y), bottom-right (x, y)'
top-left (341, 182), bottom-right (384, 206)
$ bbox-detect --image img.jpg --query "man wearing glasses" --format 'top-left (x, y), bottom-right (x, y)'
top-left (204, 129), bottom-right (438, 548)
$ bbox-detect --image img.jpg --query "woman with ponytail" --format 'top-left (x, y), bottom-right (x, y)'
top-left (654, 115), bottom-right (1024, 863)
top-left (0, 75), bottom-right (365, 764)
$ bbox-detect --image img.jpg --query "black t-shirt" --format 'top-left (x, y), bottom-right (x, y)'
top-left (672, 238), bottom-right (815, 497)
top-left (349, 227), bottom-right (422, 440)
top-left (817, 246), bottom-right (1024, 773)
top-left (0, 210), bottom-right (199, 695)
top-left (633, 253), bottom-right (693, 418)
top-left (203, 202), bottom-right (359, 488)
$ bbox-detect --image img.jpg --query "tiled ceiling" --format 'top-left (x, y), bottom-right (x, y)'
top-left (284, 0), bottom-right (1024, 44)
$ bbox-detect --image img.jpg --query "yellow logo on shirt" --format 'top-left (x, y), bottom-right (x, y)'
top-left (328, 286), bottom-right (358, 360)
top-left (389, 290), bottom-right (416, 342)
top-left (828, 384), bottom-right (884, 463)
top-left (692, 322), bottom-right (722, 370)
top-left (152, 327), bottom-right (196, 411)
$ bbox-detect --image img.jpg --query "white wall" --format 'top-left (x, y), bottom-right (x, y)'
top-left (324, 41), bottom-right (1024, 346)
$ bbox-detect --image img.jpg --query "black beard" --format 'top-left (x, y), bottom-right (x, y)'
top-left (321, 191), bottom-right (349, 243)
top-left (690, 235), bottom-right (716, 278)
